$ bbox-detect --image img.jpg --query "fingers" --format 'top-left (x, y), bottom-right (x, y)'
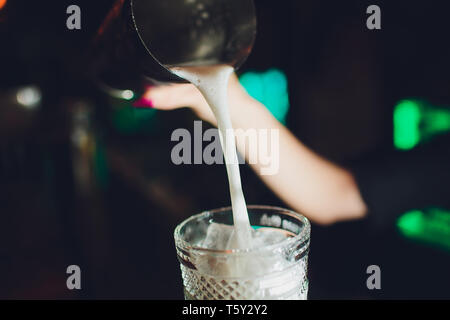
top-left (132, 72), bottom-right (246, 126)
top-left (138, 84), bottom-right (204, 110)
top-left (134, 72), bottom-right (245, 111)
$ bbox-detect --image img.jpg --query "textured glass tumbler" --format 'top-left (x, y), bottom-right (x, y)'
top-left (174, 205), bottom-right (311, 300)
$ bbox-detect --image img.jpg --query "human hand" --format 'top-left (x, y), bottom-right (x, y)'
top-left (134, 72), bottom-right (249, 125)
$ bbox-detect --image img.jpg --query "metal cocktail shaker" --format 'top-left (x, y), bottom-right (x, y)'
top-left (90, 0), bottom-right (256, 96)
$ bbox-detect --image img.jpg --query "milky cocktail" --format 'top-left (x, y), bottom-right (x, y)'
top-left (174, 206), bottom-right (310, 300)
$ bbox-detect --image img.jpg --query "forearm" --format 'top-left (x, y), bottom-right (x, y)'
top-left (143, 74), bottom-right (368, 224)
top-left (230, 95), bottom-right (367, 225)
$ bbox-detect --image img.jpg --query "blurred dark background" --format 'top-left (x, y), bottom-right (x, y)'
top-left (0, 0), bottom-right (449, 299)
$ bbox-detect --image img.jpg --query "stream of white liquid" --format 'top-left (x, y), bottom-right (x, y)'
top-left (171, 65), bottom-right (253, 249)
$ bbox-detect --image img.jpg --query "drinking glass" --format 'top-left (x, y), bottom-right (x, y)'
top-left (174, 205), bottom-right (311, 300)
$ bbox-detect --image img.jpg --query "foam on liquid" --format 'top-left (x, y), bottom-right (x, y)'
top-left (171, 65), bottom-right (252, 249)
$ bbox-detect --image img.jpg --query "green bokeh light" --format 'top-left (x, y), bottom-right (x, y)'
top-left (424, 108), bottom-right (450, 135)
top-left (240, 69), bottom-right (290, 124)
top-left (397, 210), bottom-right (425, 236)
top-left (397, 209), bottom-right (450, 251)
top-left (394, 100), bottom-right (450, 251)
top-left (393, 100), bottom-right (421, 150)
top-left (393, 99), bottom-right (450, 150)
